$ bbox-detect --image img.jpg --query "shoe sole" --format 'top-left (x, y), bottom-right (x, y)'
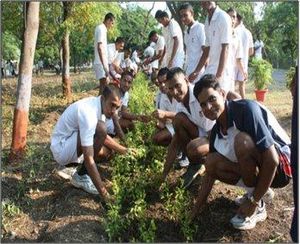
top-left (70, 178), bottom-right (99, 195)
top-left (56, 169), bottom-right (76, 180)
top-left (232, 211), bottom-right (267, 230)
top-left (183, 171), bottom-right (201, 189)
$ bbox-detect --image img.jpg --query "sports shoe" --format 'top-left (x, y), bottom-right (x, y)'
top-left (71, 172), bottom-right (99, 195)
top-left (234, 188), bottom-right (275, 206)
top-left (56, 165), bottom-right (77, 180)
top-left (182, 164), bottom-right (203, 188)
top-left (230, 200), bottom-right (267, 230)
top-left (179, 157), bottom-right (190, 167)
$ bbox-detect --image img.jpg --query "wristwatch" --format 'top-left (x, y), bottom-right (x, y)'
top-left (248, 195), bottom-right (259, 206)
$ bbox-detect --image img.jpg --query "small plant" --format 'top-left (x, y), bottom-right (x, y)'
top-left (250, 58), bottom-right (273, 90)
top-left (285, 66), bottom-right (296, 90)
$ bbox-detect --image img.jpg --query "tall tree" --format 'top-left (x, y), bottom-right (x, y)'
top-left (10, 2), bottom-right (40, 162)
top-left (61, 2), bottom-right (73, 100)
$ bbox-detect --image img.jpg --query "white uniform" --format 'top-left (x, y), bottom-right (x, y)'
top-left (94, 24), bottom-right (108, 80)
top-left (107, 43), bottom-right (119, 65)
top-left (176, 84), bottom-right (215, 136)
top-left (228, 30), bottom-right (243, 90)
top-left (235, 23), bottom-right (254, 81)
top-left (158, 93), bottom-right (178, 136)
top-left (184, 21), bottom-right (206, 84)
top-left (152, 35), bottom-right (165, 69)
top-left (202, 6), bottom-right (232, 92)
top-left (50, 96), bottom-right (106, 165)
top-left (161, 18), bottom-right (184, 68)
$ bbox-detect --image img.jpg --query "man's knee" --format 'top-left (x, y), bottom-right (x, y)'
top-left (234, 132), bottom-right (256, 158)
top-left (204, 153), bottom-right (219, 175)
top-left (187, 138), bottom-right (209, 162)
top-left (173, 112), bottom-right (188, 131)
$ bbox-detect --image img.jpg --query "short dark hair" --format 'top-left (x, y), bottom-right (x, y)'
top-left (155, 10), bottom-right (168, 19)
top-left (237, 13), bottom-right (243, 22)
top-left (157, 67), bottom-right (169, 78)
top-left (226, 7), bottom-right (236, 14)
top-left (104, 13), bottom-right (115, 21)
top-left (121, 70), bottom-right (134, 80)
top-left (166, 67), bottom-right (185, 81)
top-left (115, 37), bottom-right (125, 44)
top-left (179, 3), bottom-right (194, 13)
top-left (148, 30), bottom-right (157, 40)
top-left (103, 84), bottom-right (121, 99)
top-left (193, 74), bottom-right (221, 99)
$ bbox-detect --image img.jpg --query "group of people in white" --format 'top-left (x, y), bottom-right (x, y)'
top-left (50, 2), bottom-right (291, 232)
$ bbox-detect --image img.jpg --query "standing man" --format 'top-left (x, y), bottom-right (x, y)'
top-left (235, 12), bottom-right (254, 98)
top-left (155, 10), bottom-right (184, 69)
top-left (189, 2), bottom-right (232, 93)
top-left (254, 33), bottom-right (267, 60)
top-left (179, 3), bottom-right (206, 84)
top-left (94, 13), bottom-right (115, 94)
top-left (191, 74), bottom-right (292, 230)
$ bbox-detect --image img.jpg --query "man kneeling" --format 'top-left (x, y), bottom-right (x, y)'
top-left (50, 85), bottom-right (133, 202)
top-left (191, 74), bottom-right (291, 230)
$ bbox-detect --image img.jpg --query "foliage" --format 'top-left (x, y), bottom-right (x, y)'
top-left (2, 31), bottom-right (21, 61)
top-left (250, 58), bottom-right (273, 90)
top-left (285, 66), bottom-right (296, 90)
top-left (118, 5), bottom-right (158, 48)
top-left (260, 2), bottom-right (298, 68)
top-left (104, 73), bottom-right (164, 242)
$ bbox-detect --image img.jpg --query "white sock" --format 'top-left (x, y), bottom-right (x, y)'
top-left (235, 178), bottom-right (254, 196)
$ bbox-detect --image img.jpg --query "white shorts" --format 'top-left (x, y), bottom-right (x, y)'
top-left (50, 132), bottom-right (82, 166)
top-left (94, 63), bottom-right (106, 80)
top-left (235, 67), bottom-right (247, 82)
top-left (105, 118), bottom-right (116, 135)
top-left (165, 123), bottom-right (175, 136)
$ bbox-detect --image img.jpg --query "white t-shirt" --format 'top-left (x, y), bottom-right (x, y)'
top-left (236, 23), bottom-right (254, 71)
top-left (162, 18), bottom-right (184, 68)
top-left (184, 21), bottom-right (206, 76)
top-left (94, 23), bottom-right (108, 69)
top-left (144, 45), bottom-right (155, 58)
top-left (159, 93), bottom-right (178, 125)
top-left (254, 40), bottom-right (264, 59)
top-left (51, 96), bottom-right (106, 147)
top-left (203, 6), bottom-right (232, 90)
top-left (176, 84), bottom-right (215, 132)
top-left (121, 91), bottom-right (129, 107)
top-left (107, 43), bottom-right (119, 65)
top-left (155, 35), bottom-right (165, 54)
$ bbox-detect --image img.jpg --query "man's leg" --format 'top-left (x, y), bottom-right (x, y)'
top-left (238, 80), bottom-right (246, 99)
top-left (187, 137), bottom-right (209, 164)
top-left (173, 113), bottom-right (198, 155)
top-left (152, 128), bottom-right (172, 146)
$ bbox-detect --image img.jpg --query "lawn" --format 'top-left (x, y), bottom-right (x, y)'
top-left (1, 70), bottom-right (294, 242)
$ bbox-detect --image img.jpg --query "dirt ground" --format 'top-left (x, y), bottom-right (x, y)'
top-left (1, 70), bottom-right (295, 242)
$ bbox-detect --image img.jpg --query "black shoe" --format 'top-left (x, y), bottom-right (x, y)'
top-left (182, 164), bottom-right (203, 188)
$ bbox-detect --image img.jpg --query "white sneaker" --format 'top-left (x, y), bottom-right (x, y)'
top-left (235, 188), bottom-right (275, 206)
top-left (230, 200), bottom-right (267, 230)
top-left (179, 157), bottom-right (190, 167)
top-left (56, 165), bottom-right (77, 180)
top-left (71, 172), bottom-right (99, 195)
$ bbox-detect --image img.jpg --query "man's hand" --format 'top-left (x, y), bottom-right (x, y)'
top-left (152, 109), bottom-right (165, 120)
top-left (127, 147), bottom-right (138, 156)
top-left (188, 71), bottom-right (199, 83)
top-left (237, 198), bottom-right (257, 218)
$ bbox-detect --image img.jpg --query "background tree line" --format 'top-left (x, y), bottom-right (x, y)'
top-left (2, 1), bottom-right (297, 71)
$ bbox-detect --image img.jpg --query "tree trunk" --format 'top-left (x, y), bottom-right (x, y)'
top-left (61, 2), bottom-right (72, 100)
top-left (9, 2), bottom-right (40, 163)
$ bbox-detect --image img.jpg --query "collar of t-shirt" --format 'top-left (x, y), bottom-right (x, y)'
top-left (187, 20), bottom-right (199, 34)
top-left (209, 6), bottom-right (221, 23)
top-left (215, 100), bottom-right (234, 138)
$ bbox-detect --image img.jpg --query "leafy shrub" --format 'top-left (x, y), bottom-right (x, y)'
top-left (250, 58), bottom-right (273, 90)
